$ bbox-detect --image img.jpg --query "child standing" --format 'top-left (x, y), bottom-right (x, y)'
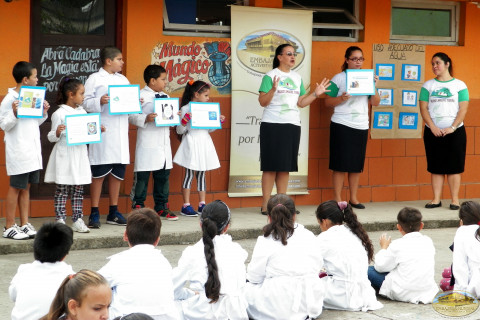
top-left (173, 200), bottom-right (249, 320)
top-left (83, 46), bottom-right (132, 228)
top-left (245, 194), bottom-right (324, 320)
top-left (368, 207), bottom-right (439, 303)
top-left (173, 80), bottom-right (224, 217)
top-left (0, 61), bottom-right (50, 240)
top-left (43, 269), bottom-right (111, 320)
top-left (98, 208), bottom-right (177, 319)
top-left (9, 222), bottom-right (74, 320)
top-left (452, 201), bottom-right (480, 297)
top-left (130, 65), bottom-right (177, 221)
top-left (315, 200), bottom-right (383, 311)
top-left (44, 77), bottom-right (91, 233)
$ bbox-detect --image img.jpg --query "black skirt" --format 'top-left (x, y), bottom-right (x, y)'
top-left (260, 122), bottom-right (301, 172)
top-left (423, 125), bottom-right (466, 174)
top-left (329, 122), bottom-right (368, 173)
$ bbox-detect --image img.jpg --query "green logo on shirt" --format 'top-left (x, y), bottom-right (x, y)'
top-left (431, 87), bottom-right (453, 98)
top-left (280, 77), bottom-right (298, 90)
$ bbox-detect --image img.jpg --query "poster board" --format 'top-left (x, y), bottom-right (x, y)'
top-left (371, 44), bottom-right (426, 139)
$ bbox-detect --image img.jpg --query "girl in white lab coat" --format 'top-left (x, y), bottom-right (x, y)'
top-left (453, 201), bottom-right (480, 297)
top-left (173, 200), bottom-right (248, 320)
top-left (245, 194), bottom-right (324, 320)
top-left (315, 200), bottom-right (383, 311)
top-left (173, 81), bottom-right (225, 217)
top-left (45, 77), bottom-right (96, 233)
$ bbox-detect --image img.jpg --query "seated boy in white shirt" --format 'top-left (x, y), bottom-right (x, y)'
top-left (99, 208), bottom-right (178, 320)
top-left (367, 207), bottom-right (439, 304)
top-left (9, 222), bottom-right (74, 320)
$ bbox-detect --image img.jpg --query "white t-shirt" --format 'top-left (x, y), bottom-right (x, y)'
top-left (259, 68), bottom-right (306, 126)
top-left (326, 72), bottom-right (370, 130)
top-left (420, 78), bottom-right (469, 129)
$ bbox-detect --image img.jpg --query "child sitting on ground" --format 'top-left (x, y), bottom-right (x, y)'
top-left (368, 207), bottom-right (439, 303)
top-left (98, 208), bottom-right (177, 319)
top-left (9, 222), bottom-right (74, 320)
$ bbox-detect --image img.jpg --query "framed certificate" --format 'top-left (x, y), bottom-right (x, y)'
top-left (17, 86), bottom-right (46, 118)
top-left (108, 85), bottom-right (142, 114)
top-left (154, 98), bottom-right (180, 127)
top-left (346, 69), bottom-right (376, 95)
top-left (65, 113), bottom-right (102, 146)
top-left (190, 102), bottom-right (221, 129)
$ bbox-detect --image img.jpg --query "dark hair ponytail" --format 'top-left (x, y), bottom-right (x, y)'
top-left (459, 201), bottom-right (480, 242)
top-left (263, 194), bottom-right (295, 245)
top-left (201, 200), bottom-right (231, 303)
top-left (272, 44), bottom-right (293, 69)
top-left (56, 76), bottom-right (83, 105)
top-left (181, 80), bottom-right (210, 106)
top-left (341, 46), bottom-right (363, 71)
top-left (316, 200), bottom-right (374, 263)
top-left (433, 52), bottom-right (454, 76)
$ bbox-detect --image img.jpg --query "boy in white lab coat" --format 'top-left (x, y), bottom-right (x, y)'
top-left (129, 65), bottom-right (177, 221)
top-left (83, 46), bottom-right (141, 228)
top-left (368, 207), bottom-right (439, 304)
top-left (98, 208), bottom-right (177, 319)
top-left (9, 222), bottom-right (74, 320)
top-left (0, 61), bottom-right (50, 240)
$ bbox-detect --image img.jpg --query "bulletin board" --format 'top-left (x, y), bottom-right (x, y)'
top-left (371, 43), bottom-right (426, 139)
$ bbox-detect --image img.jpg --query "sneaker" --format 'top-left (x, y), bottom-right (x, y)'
top-left (181, 205), bottom-right (198, 217)
top-left (20, 223), bottom-right (37, 238)
top-left (3, 224), bottom-right (29, 240)
top-left (72, 219), bottom-right (90, 233)
top-left (88, 212), bottom-right (101, 229)
top-left (198, 203), bottom-right (206, 213)
top-left (56, 219), bottom-right (66, 224)
top-left (106, 211), bottom-right (127, 225)
top-left (158, 208), bottom-right (179, 221)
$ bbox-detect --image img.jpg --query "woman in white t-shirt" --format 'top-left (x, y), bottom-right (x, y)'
top-left (258, 44), bottom-right (330, 214)
top-left (324, 46), bottom-right (380, 209)
top-left (419, 52), bottom-right (469, 210)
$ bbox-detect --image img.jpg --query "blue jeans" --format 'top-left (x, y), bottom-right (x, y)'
top-left (368, 266), bottom-right (388, 290)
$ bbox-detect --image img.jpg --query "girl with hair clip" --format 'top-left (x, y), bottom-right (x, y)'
top-left (173, 81), bottom-right (225, 217)
top-left (452, 201), bottom-right (480, 297)
top-left (172, 200), bottom-right (248, 320)
top-left (245, 194), bottom-right (324, 320)
top-left (42, 269), bottom-right (111, 320)
top-left (315, 200), bottom-right (383, 311)
top-left (45, 76), bottom-right (102, 233)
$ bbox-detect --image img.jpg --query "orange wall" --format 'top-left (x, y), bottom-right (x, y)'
top-left (2, 0), bottom-right (480, 217)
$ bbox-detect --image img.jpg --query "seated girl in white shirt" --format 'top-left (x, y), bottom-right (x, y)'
top-left (452, 201), bottom-right (480, 298)
top-left (315, 200), bottom-right (383, 311)
top-left (173, 200), bottom-right (249, 320)
top-left (245, 194), bottom-right (324, 320)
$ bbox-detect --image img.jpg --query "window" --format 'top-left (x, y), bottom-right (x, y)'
top-left (391, 0), bottom-right (459, 45)
top-left (283, 0), bottom-right (362, 42)
top-left (163, 0), bottom-right (248, 37)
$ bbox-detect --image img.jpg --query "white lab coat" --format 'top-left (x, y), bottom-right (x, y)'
top-left (9, 260), bottom-right (74, 320)
top-left (0, 88), bottom-right (47, 176)
top-left (245, 224), bottom-right (324, 320)
top-left (317, 225), bottom-right (383, 311)
top-left (172, 234), bottom-right (249, 320)
top-left (131, 86), bottom-right (172, 172)
top-left (374, 232), bottom-right (439, 304)
top-left (173, 104), bottom-right (220, 171)
top-left (44, 104), bottom-right (91, 185)
top-left (453, 224), bottom-right (480, 297)
top-left (82, 68), bottom-right (131, 165)
top-left (98, 244), bottom-right (178, 320)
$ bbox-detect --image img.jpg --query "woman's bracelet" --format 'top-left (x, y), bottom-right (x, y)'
top-left (451, 125), bottom-right (457, 132)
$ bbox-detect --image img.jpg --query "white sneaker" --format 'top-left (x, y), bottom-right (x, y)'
top-left (72, 219), bottom-right (90, 233)
top-left (20, 223), bottom-right (37, 238)
top-left (56, 219), bottom-right (66, 224)
top-left (3, 224), bottom-right (29, 240)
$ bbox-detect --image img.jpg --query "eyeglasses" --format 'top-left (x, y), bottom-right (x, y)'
top-left (282, 52), bottom-right (297, 57)
top-left (348, 57), bottom-right (365, 62)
